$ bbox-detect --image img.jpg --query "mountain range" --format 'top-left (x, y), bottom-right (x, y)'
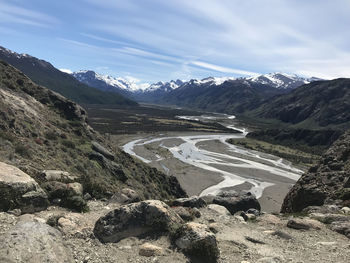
top-left (70, 70), bottom-right (319, 110)
top-left (0, 46), bottom-right (136, 105)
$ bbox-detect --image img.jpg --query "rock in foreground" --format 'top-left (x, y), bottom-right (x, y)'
top-left (93, 200), bottom-right (183, 243)
top-left (174, 222), bottom-right (219, 263)
top-left (0, 219), bottom-right (73, 263)
top-left (213, 192), bottom-right (261, 215)
top-left (0, 162), bottom-right (48, 213)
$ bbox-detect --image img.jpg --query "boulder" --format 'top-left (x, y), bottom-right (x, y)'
top-left (309, 213), bottom-right (350, 224)
top-left (207, 204), bottom-right (231, 215)
top-left (174, 222), bottom-right (219, 263)
top-left (67, 182), bottom-right (83, 196)
top-left (110, 188), bottom-right (140, 204)
top-left (330, 221), bottom-right (350, 238)
top-left (213, 192), bottom-right (260, 215)
top-left (41, 181), bottom-right (87, 212)
top-left (287, 218), bottom-right (323, 230)
top-left (0, 162), bottom-right (48, 213)
top-left (0, 219), bottom-right (73, 263)
top-left (94, 200), bottom-right (184, 243)
top-left (246, 208), bottom-right (261, 216)
top-left (139, 243), bottom-right (163, 257)
top-left (41, 170), bottom-right (76, 183)
top-left (171, 206), bottom-right (195, 221)
top-left (170, 196), bottom-right (207, 208)
top-left (341, 207), bottom-right (350, 214)
top-left (91, 141), bottom-right (114, 160)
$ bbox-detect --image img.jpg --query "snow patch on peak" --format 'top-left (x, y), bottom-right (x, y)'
top-left (60, 68), bottom-right (73, 74)
top-left (247, 72), bottom-right (310, 89)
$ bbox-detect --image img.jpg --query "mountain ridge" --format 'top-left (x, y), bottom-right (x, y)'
top-left (0, 46), bottom-right (137, 106)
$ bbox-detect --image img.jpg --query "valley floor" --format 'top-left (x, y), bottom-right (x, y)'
top-left (113, 129), bottom-right (303, 213)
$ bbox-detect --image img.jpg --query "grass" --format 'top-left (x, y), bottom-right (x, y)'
top-left (227, 137), bottom-right (320, 168)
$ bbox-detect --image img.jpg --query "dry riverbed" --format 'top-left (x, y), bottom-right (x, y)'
top-left (113, 130), bottom-right (304, 213)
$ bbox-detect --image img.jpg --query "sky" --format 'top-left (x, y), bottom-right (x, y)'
top-left (0, 0), bottom-right (350, 85)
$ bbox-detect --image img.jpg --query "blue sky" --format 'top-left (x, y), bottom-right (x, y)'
top-left (1, 0), bottom-right (350, 84)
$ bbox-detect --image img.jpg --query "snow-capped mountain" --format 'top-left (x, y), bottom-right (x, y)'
top-left (144, 79), bottom-right (184, 92)
top-left (246, 73), bottom-right (312, 89)
top-left (72, 70), bottom-right (149, 93)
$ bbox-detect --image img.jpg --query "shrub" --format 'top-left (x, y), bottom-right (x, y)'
top-left (15, 144), bottom-right (31, 158)
top-left (44, 131), bottom-right (58, 140)
top-left (61, 139), bottom-right (75, 149)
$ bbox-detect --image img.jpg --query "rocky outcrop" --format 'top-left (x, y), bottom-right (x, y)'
top-left (94, 200), bottom-right (183, 243)
top-left (41, 170), bottom-right (77, 183)
top-left (0, 162), bottom-right (48, 213)
top-left (0, 218), bottom-right (73, 263)
top-left (169, 196), bottom-right (207, 208)
top-left (110, 188), bottom-right (141, 204)
top-left (213, 192), bottom-right (261, 215)
top-left (91, 141), bottom-right (115, 160)
top-left (41, 181), bottom-right (87, 212)
top-left (281, 129), bottom-right (350, 213)
top-left (174, 222), bottom-right (219, 263)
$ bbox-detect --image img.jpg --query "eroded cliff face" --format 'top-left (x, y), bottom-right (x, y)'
top-left (281, 129), bottom-right (350, 213)
top-left (0, 60), bottom-right (186, 204)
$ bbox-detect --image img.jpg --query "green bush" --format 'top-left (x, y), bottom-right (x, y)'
top-left (61, 139), bottom-right (75, 149)
top-left (44, 131), bottom-right (58, 140)
top-left (15, 144), bottom-right (31, 158)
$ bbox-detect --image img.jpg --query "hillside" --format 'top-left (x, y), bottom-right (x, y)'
top-left (249, 78), bottom-right (350, 130)
top-left (0, 47), bottom-right (137, 105)
top-left (161, 78), bottom-right (289, 113)
top-left (0, 60), bottom-right (185, 210)
top-left (281, 129), bottom-right (350, 212)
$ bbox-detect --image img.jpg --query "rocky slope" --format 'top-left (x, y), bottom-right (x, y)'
top-left (0, 46), bottom-right (136, 105)
top-left (1, 194), bottom-right (350, 263)
top-left (0, 60), bottom-right (185, 213)
top-left (249, 78), bottom-right (350, 130)
top-left (281, 129), bottom-right (350, 213)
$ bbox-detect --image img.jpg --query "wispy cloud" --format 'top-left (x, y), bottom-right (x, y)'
top-left (0, 1), bottom-right (59, 28)
top-left (191, 61), bottom-right (259, 76)
top-left (3, 0), bottom-right (349, 81)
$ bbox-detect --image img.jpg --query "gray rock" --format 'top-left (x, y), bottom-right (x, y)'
top-left (174, 222), bottom-right (219, 263)
top-left (330, 221), bottom-right (350, 238)
top-left (0, 219), bottom-right (73, 263)
top-left (171, 206), bottom-right (195, 221)
top-left (170, 196), bottom-right (207, 208)
top-left (341, 207), bottom-right (350, 214)
top-left (41, 170), bottom-right (76, 183)
top-left (303, 205), bottom-right (341, 214)
top-left (309, 213), bottom-right (350, 224)
top-left (91, 141), bottom-right (114, 160)
top-left (41, 181), bottom-right (87, 212)
top-left (110, 188), bottom-right (140, 204)
top-left (213, 192), bottom-right (260, 215)
top-left (139, 243), bottom-right (163, 257)
top-left (287, 218), bottom-right (323, 230)
top-left (67, 182), bottom-right (83, 196)
top-left (0, 162), bottom-right (48, 213)
top-left (94, 200), bottom-right (184, 243)
top-left (246, 208), bottom-right (260, 216)
top-left (207, 204), bottom-right (231, 215)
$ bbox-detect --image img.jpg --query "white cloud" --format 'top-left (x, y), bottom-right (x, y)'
top-left (191, 61), bottom-right (259, 76)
